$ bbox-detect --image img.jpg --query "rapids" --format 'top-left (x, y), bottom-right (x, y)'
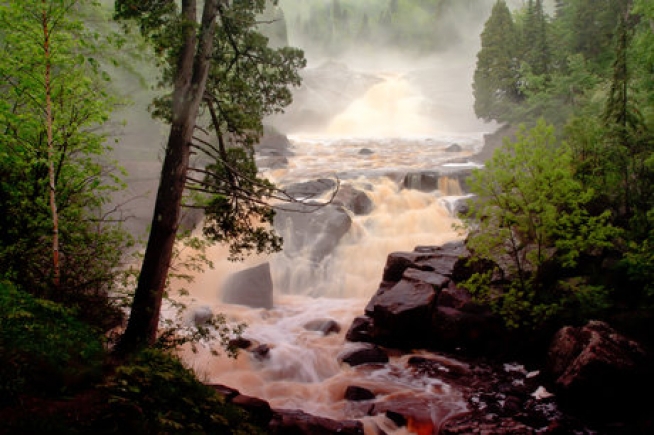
top-left (175, 70), bottom-right (497, 434)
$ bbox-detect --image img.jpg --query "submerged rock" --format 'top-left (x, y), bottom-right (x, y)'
top-left (221, 262), bottom-right (273, 309)
top-left (339, 344), bottom-right (389, 367)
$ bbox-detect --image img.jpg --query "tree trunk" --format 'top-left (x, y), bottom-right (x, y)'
top-left (117, 0), bottom-right (220, 355)
top-left (42, 1), bottom-right (60, 292)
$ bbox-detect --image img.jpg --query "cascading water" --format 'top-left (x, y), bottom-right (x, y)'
top-left (177, 70), bottom-right (494, 434)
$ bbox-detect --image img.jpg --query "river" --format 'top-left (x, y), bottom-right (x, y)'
top-left (173, 60), bottom-right (497, 434)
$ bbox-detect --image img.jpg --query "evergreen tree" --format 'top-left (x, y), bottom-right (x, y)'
top-left (522, 0), bottom-right (551, 76)
top-left (473, 0), bottom-right (522, 122)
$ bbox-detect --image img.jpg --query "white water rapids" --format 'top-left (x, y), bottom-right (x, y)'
top-left (174, 69), bottom-right (495, 434)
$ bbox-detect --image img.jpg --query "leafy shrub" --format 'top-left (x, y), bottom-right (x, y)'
top-left (102, 348), bottom-right (267, 434)
top-left (461, 121), bottom-right (619, 330)
top-left (0, 281), bottom-right (105, 404)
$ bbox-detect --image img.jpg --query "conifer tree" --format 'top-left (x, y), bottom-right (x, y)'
top-left (473, 0), bottom-right (522, 122)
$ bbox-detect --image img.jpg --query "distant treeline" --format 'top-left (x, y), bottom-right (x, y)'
top-left (278, 0), bottom-right (493, 55)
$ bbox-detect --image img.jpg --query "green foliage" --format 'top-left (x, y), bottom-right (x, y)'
top-left (0, 0), bottom-right (132, 329)
top-left (0, 281), bottom-right (104, 404)
top-left (104, 348), bottom-right (267, 434)
top-left (473, 0), bottom-right (522, 122)
top-left (462, 120), bottom-right (619, 329)
top-left (200, 149), bottom-right (283, 261)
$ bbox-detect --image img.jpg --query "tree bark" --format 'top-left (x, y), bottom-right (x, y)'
top-left (117, 0), bottom-right (220, 354)
top-left (42, 1), bottom-right (60, 292)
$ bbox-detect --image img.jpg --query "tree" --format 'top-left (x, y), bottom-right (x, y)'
top-left (0, 0), bottom-right (129, 328)
top-left (521, 0), bottom-right (550, 76)
top-left (462, 120), bottom-right (618, 329)
top-left (473, 0), bottom-right (522, 122)
top-left (114, 0), bottom-right (306, 353)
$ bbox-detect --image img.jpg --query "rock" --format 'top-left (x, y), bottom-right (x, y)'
top-left (333, 184), bottom-right (374, 215)
top-left (407, 355), bottom-right (471, 380)
top-left (232, 394), bottom-right (274, 426)
top-left (208, 383), bottom-right (240, 400)
top-left (366, 278), bottom-right (439, 348)
top-left (431, 306), bottom-right (504, 354)
top-left (303, 318), bottom-right (341, 335)
top-left (274, 202), bottom-right (352, 263)
top-left (345, 316), bottom-right (374, 343)
top-left (444, 143), bottom-right (463, 152)
top-left (251, 344), bottom-right (271, 360)
top-left (228, 337), bottom-right (252, 350)
top-left (370, 396), bottom-right (450, 434)
top-left (344, 385), bottom-right (375, 401)
top-left (284, 178), bottom-right (337, 200)
top-left (381, 241), bottom-right (469, 283)
top-left (256, 126), bottom-right (294, 157)
top-left (358, 148), bottom-right (374, 155)
top-left (221, 262), bottom-right (273, 309)
top-left (269, 409), bottom-right (364, 435)
top-left (544, 320), bottom-right (650, 416)
top-left (257, 155), bottom-right (289, 170)
top-left (191, 305), bottom-right (213, 326)
top-left (402, 170), bottom-right (472, 193)
top-left (403, 171), bottom-right (440, 192)
top-left (440, 412), bottom-right (536, 435)
top-left (339, 344), bottom-right (389, 367)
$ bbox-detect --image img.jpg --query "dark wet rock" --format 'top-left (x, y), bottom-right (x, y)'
top-left (191, 305), bottom-right (213, 326)
top-left (274, 202), bottom-right (351, 264)
top-left (345, 316), bottom-right (374, 343)
top-left (381, 241), bottom-right (469, 283)
top-left (407, 355), bottom-right (471, 381)
top-left (344, 385), bottom-right (375, 402)
top-left (370, 398), bottom-right (446, 434)
top-left (444, 143), bottom-right (463, 152)
top-left (440, 412), bottom-right (537, 435)
top-left (431, 306), bottom-right (504, 354)
top-left (544, 320), bottom-right (651, 417)
top-left (403, 171), bottom-right (440, 192)
top-left (228, 336), bottom-right (252, 350)
top-left (269, 409), bottom-right (364, 435)
top-left (402, 169), bottom-right (472, 193)
top-left (365, 278), bottom-right (439, 348)
top-left (251, 344), bottom-right (271, 360)
top-left (221, 262), bottom-right (273, 309)
top-left (232, 394), bottom-right (274, 426)
top-left (339, 344), bottom-right (389, 367)
top-left (333, 184), bottom-right (374, 215)
top-left (303, 318), bottom-right (341, 335)
top-left (383, 410), bottom-right (407, 428)
top-left (207, 383), bottom-right (240, 400)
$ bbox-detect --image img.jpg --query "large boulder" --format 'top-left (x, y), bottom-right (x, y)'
top-left (333, 184), bottom-right (374, 215)
top-left (283, 179), bottom-right (337, 200)
top-left (273, 201), bottom-right (352, 263)
top-left (346, 241), bottom-right (507, 354)
top-left (339, 344), bottom-right (389, 367)
top-left (544, 320), bottom-right (651, 417)
top-left (221, 262), bottom-right (273, 309)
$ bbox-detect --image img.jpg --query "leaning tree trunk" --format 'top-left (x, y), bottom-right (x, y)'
top-left (117, 0), bottom-right (220, 355)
